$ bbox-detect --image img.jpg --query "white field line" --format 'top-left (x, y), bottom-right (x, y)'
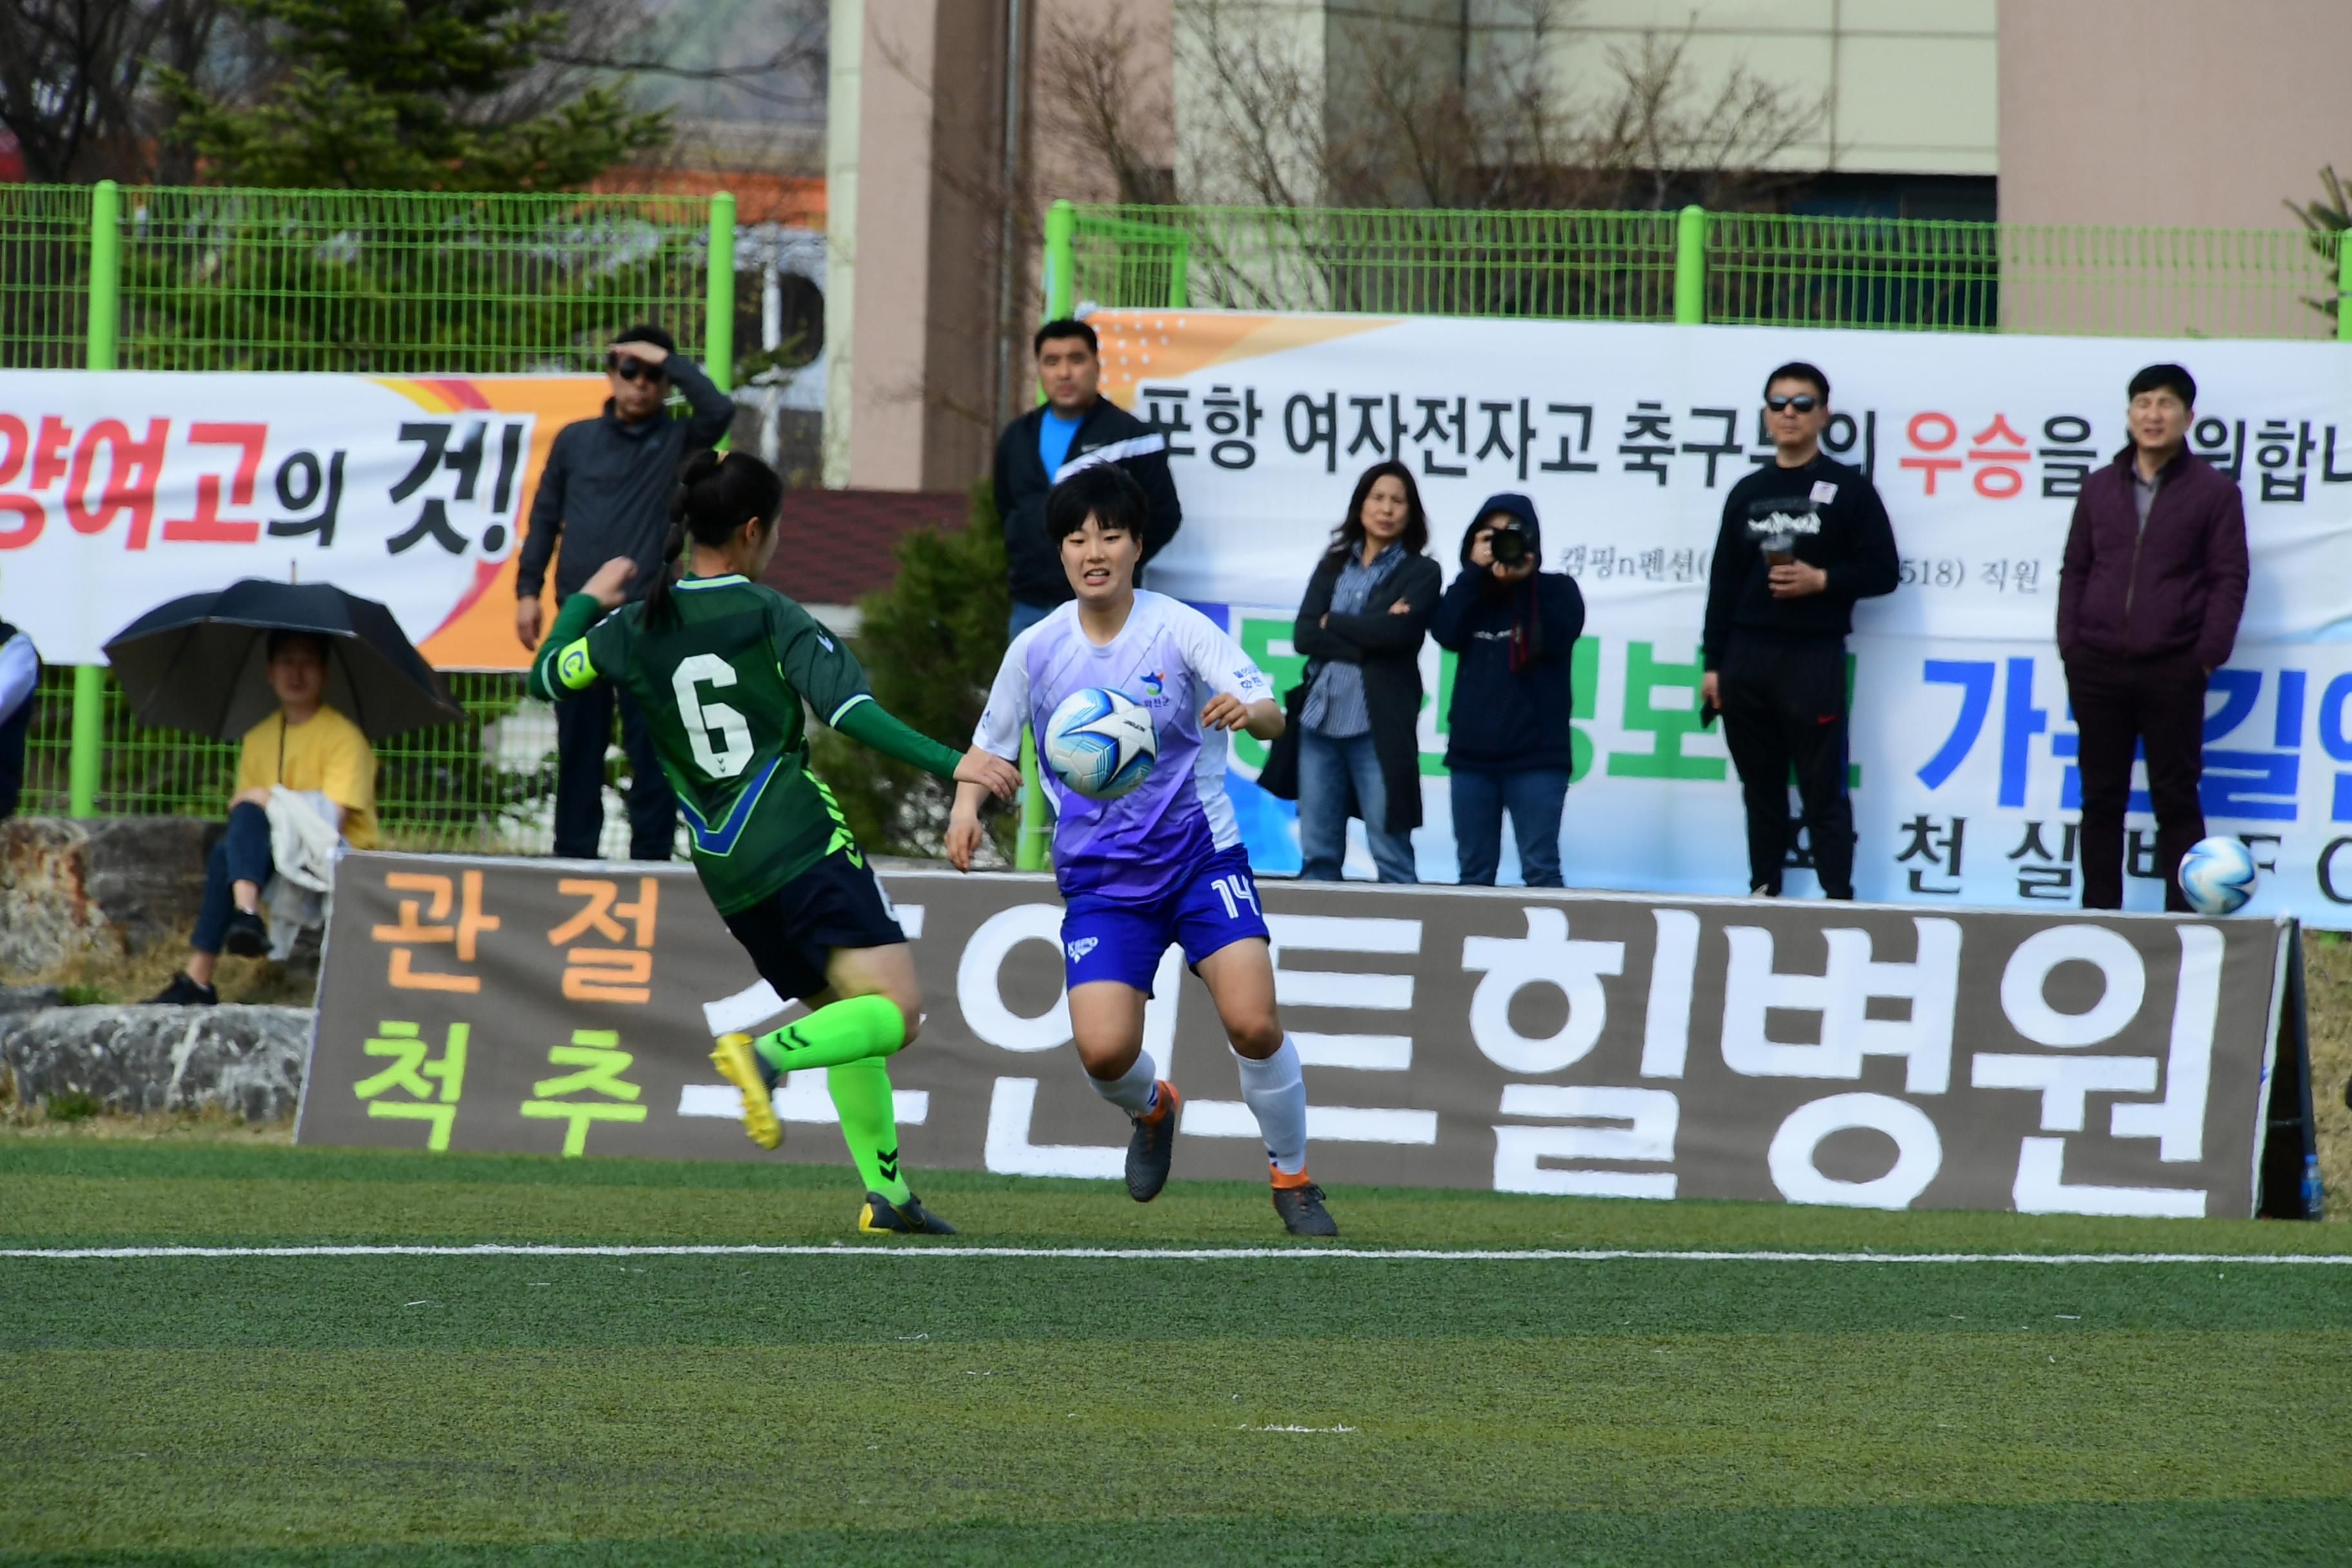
top-left (2, 1244), bottom-right (2348, 1265)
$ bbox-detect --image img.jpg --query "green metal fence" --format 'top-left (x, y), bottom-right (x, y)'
top-left (14, 664), bottom-right (573, 852)
top-left (1056, 201), bottom-right (2352, 342)
top-left (2, 180), bottom-right (736, 854)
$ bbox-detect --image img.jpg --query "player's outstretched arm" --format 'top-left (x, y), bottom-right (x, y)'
top-left (831, 700), bottom-right (1018, 801)
top-left (1202, 693), bottom-right (1284, 740)
top-left (524, 557), bottom-right (634, 701)
top-left (944, 762), bottom-right (1003, 872)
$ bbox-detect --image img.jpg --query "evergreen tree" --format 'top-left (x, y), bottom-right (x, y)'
top-left (161, 0), bottom-right (669, 190)
top-left (811, 482), bottom-right (1017, 862)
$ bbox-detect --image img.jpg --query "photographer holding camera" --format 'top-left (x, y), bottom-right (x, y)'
top-left (1701, 361), bottom-right (1898, 901)
top-left (1431, 493), bottom-right (1586, 887)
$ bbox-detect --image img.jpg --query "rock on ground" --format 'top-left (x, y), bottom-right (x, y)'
top-left (0, 816), bottom-right (212, 974)
top-left (0, 985), bottom-right (66, 1017)
top-left (1, 1005), bottom-right (313, 1122)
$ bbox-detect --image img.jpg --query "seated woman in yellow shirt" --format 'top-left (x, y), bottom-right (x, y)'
top-left (149, 631), bottom-right (378, 1005)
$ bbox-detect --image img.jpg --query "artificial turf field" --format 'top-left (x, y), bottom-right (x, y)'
top-left (4, 1141), bottom-right (2351, 1565)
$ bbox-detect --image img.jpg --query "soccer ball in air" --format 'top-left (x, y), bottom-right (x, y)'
top-left (2178, 836), bottom-right (2257, 916)
top-left (1044, 687), bottom-right (1159, 800)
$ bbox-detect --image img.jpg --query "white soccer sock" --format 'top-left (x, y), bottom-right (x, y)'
top-left (1234, 1035), bottom-right (1308, 1175)
top-left (1087, 1049), bottom-right (1160, 1117)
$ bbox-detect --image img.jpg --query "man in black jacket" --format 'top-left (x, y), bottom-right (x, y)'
top-left (1431, 493), bottom-right (1586, 887)
top-left (1701, 361), bottom-right (1899, 901)
top-left (994, 318), bottom-right (1182, 638)
top-left (516, 323), bottom-right (734, 861)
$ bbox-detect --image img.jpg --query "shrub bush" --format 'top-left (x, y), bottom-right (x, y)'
top-left (810, 479), bottom-right (1018, 863)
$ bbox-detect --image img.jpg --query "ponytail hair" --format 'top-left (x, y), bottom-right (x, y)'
top-left (643, 449), bottom-right (786, 628)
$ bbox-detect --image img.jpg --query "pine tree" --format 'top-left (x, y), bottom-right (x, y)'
top-left (810, 482), bottom-right (1017, 861)
top-left (161, 0), bottom-right (669, 190)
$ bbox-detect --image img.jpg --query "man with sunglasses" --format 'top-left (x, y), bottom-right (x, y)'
top-left (1701, 361), bottom-right (1899, 900)
top-left (516, 322), bottom-right (735, 860)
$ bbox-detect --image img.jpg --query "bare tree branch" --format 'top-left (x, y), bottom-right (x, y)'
top-left (0, 0), bottom-right (247, 181)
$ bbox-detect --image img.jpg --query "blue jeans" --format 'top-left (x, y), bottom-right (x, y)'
top-left (1451, 767), bottom-right (1569, 887)
top-left (1297, 727), bottom-right (1417, 883)
top-left (1008, 600), bottom-right (1058, 641)
top-left (193, 801), bottom-right (274, 953)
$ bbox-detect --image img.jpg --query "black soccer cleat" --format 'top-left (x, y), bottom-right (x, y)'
top-left (1271, 1179), bottom-right (1338, 1238)
top-left (144, 971), bottom-right (219, 1006)
top-left (858, 1191), bottom-right (958, 1235)
top-left (1125, 1081), bottom-right (1181, 1203)
top-left (221, 908), bottom-right (269, 959)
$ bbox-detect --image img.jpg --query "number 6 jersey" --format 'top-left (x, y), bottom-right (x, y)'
top-left (547, 572), bottom-right (928, 914)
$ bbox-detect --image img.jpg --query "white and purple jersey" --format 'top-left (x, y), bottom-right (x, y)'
top-left (976, 591), bottom-right (1272, 902)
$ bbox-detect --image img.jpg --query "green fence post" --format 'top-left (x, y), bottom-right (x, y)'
top-left (1674, 204), bottom-right (1707, 326)
top-left (705, 191), bottom-right (737, 447)
top-left (86, 181), bottom-right (120, 369)
top-left (2340, 230), bottom-right (2351, 344)
top-left (68, 179), bottom-right (122, 819)
top-left (1044, 199), bottom-right (1076, 319)
top-left (1017, 201), bottom-right (1081, 872)
top-left (1170, 237), bottom-right (1191, 309)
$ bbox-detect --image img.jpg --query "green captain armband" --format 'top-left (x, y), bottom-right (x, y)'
top-left (525, 593), bottom-right (607, 701)
top-left (831, 693), bottom-right (963, 781)
top-left (553, 636), bottom-right (596, 691)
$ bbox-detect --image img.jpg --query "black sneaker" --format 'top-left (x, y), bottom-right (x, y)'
top-left (221, 908), bottom-right (268, 958)
top-left (1271, 1179), bottom-right (1338, 1237)
top-left (1125, 1081), bottom-right (1180, 1202)
top-left (858, 1192), bottom-right (958, 1235)
top-left (144, 972), bottom-right (219, 1006)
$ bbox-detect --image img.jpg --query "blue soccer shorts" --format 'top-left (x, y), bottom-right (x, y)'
top-left (1060, 845), bottom-right (1270, 996)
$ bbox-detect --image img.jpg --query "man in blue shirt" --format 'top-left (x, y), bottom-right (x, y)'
top-left (992, 319), bottom-right (1184, 640)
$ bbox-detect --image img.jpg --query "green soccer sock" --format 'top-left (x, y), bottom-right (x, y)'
top-left (827, 1057), bottom-right (912, 1204)
top-left (751, 992), bottom-right (907, 1075)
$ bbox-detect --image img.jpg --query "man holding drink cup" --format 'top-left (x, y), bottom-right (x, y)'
top-left (1700, 362), bottom-right (1899, 900)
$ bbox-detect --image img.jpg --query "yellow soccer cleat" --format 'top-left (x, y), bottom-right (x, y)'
top-left (709, 1032), bottom-right (783, 1151)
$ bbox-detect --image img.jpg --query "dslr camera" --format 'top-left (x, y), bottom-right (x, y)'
top-left (1485, 518), bottom-right (1533, 569)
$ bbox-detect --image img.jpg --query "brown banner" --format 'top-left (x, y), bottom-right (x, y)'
top-left (298, 852), bottom-right (2292, 1217)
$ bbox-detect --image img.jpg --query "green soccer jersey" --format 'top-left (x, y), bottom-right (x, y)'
top-left (535, 574), bottom-right (929, 914)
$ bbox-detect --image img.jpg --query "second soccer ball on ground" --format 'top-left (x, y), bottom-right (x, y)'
top-left (2178, 836), bottom-right (2258, 917)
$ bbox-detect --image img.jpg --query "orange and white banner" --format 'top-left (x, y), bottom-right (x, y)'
top-left (0, 371), bottom-right (608, 669)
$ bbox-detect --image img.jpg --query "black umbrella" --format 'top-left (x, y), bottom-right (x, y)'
top-left (102, 579), bottom-right (465, 742)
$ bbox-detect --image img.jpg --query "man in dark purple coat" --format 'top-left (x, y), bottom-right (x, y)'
top-left (2056, 364), bottom-right (2249, 911)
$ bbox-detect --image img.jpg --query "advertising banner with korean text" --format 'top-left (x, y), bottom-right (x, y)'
top-left (299, 852), bottom-right (2302, 1220)
top-left (1077, 311), bottom-right (2352, 919)
top-left (0, 371), bottom-right (606, 669)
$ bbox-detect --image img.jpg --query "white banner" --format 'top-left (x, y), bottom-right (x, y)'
top-left (0, 371), bottom-right (606, 668)
top-left (1083, 311), bottom-right (2352, 921)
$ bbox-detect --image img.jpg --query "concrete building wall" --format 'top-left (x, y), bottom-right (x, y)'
top-left (1998, 0), bottom-right (2352, 230)
top-left (1030, 0), bottom-right (1177, 208)
top-left (820, 0), bottom-right (863, 487)
top-left (825, 0), bottom-right (1014, 491)
top-left (827, 0), bottom-right (1179, 491)
top-left (1525, 0), bottom-right (1997, 175)
top-left (1174, 0), bottom-right (1329, 206)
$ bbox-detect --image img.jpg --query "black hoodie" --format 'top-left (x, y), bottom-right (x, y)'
top-left (1428, 493), bottom-right (1586, 772)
